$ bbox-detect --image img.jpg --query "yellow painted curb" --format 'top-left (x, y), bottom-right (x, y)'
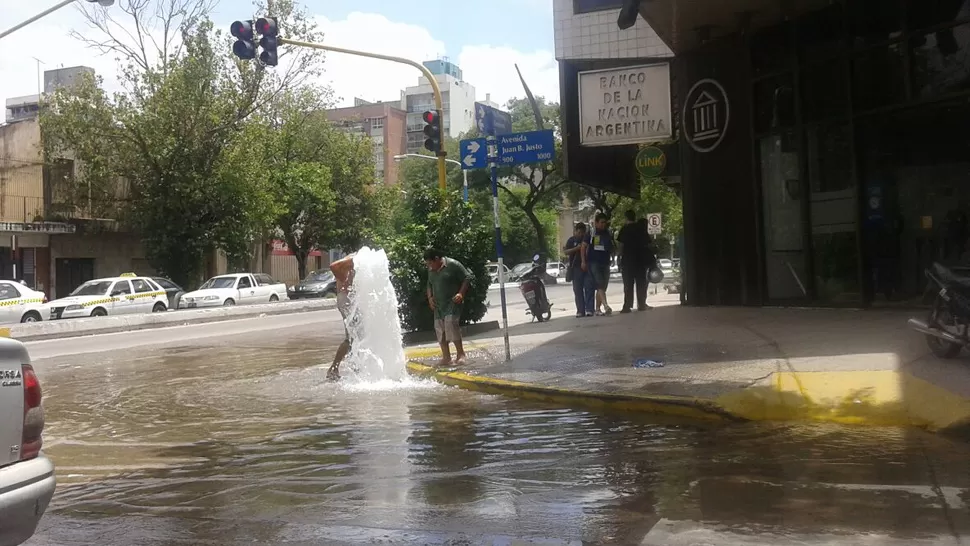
top-left (404, 343), bottom-right (484, 360)
top-left (405, 361), bottom-right (736, 422)
top-left (407, 361), bottom-right (970, 432)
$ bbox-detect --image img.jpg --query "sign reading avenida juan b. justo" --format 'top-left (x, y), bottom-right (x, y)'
top-left (578, 63), bottom-right (672, 147)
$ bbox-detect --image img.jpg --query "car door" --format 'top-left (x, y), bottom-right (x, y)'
top-left (108, 280), bottom-right (134, 315)
top-left (254, 274), bottom-right (277, 300)
top-left (236, 275), bottom-right (257, 305)
top-left (0, 283), bottom-right (21, 324)
top-left (129, 278), bottom-right (156, 313)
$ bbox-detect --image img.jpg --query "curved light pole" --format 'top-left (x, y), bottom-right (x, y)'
top-left (0, 0), bottom-right (114, 40)
top-left (394, 153), bottom-right (468, 203)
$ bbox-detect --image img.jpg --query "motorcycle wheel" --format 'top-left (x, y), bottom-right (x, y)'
top-left (927, 303), bottom-right (963, 359)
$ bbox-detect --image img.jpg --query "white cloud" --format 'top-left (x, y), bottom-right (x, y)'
top-left (0, 7), bottom-right (559, 118)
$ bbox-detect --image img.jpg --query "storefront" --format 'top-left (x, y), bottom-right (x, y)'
top-left (562, 0), bottom-right (970, 307)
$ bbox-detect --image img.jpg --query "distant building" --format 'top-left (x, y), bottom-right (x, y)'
top-left (4, 66), bottom-right (95, 123)
top-left (402, 58), bottom-right (476, 153)
top-left (327, 99), bottom-right (408, 186)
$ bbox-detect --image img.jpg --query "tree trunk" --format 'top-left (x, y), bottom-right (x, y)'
top-left (295, 250), bottom-right (309, 281)
top-left (524, 205), bottom-right (547, 257)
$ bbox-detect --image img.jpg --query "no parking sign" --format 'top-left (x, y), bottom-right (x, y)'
top-left (647, 213), bottom-right (662, 235)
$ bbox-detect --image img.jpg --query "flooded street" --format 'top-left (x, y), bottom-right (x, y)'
top-left (22, 312), bottom-right (970, 545)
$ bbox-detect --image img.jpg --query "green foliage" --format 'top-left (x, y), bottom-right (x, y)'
top-left (469, 186), bottom-right (557, 265)
top-left (376, 185), bottom-right (492, 333)
top-left (41, 0), bottom-right (325, 288)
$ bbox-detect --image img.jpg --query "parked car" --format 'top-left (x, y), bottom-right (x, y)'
top-left (486, 262), bottom-right (512, 284)
top-left (0, 338), bottom-right (55, 545)
top-left (545, 262), bottom-right (566, 278)
top-left (288, 270), bottom-right (336, 299)
top-left (151, 277), bottom-right (185, 311)
top-left (0, 281), bottom-right (49, 324)
top-left (49, 274), bottom-right (169, 319)
top-left (180, 273), bottom-right (288, 309)
top-left (510, 262), bottom-right (534, 282)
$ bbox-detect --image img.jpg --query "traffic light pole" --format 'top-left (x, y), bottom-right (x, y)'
top-left (279, 37), bottom-right (449, 194)
top-left (1, 0), bottom-right (85, 40)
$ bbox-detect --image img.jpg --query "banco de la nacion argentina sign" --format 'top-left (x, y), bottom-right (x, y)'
top-left (578, 63), bottom-right (672, 147)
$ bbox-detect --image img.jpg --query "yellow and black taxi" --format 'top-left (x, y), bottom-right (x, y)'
top-left (48, 273), bottom-right (169, 320)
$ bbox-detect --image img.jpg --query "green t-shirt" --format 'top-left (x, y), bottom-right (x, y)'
top-left (427, 257), bottom-right (474, 319)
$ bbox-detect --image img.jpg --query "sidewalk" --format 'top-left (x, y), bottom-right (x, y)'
top-left (406, 297), bottom-right (970, 432)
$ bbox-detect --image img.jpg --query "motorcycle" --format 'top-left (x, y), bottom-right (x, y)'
top-left (519, 253), bottom-right (552, 323)
top-left (908, 262), bottom-right (970, 358)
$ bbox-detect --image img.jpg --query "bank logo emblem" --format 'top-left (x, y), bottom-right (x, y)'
top-left (684, 79), bottom-right (729, 153)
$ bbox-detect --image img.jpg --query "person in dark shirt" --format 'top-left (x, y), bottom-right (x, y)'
top-left (564, 222), bottom-right (595, 317)
top-left (617, 210), bottom-right (650, 313)
top-left (424, 248), bottom-right (474, 366)
top-left (586, 212), bottom-right (614, 316)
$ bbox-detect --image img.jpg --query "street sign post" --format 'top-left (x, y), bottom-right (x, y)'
top-left (459, 138), bottom-right (487, 170)
top-left (461, 130), bottom-right (556, 170)
top-left (647, 213), bottom-right (662, 235)
top-left (475, 102), bottom-right (512, 136)
top-left (497, 130), bottom-right (556, 166)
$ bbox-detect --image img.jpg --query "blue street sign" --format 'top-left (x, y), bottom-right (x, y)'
top-left (496, 129), bottom-right (556, 166)
top-left (475, 102), bottom-right (512, 136)
top-left (459, 137), bottom-right (487, 170)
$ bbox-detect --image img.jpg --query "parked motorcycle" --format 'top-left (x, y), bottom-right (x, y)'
top-left (519, 253), bottom-right (552, 322)
top-left (908, 262), bottom-right (970, 358)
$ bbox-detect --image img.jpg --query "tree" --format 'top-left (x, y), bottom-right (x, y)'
top-left (376, 184), bottom-right (491, 333)
top-left (40, 0), bottom-right (323, 288)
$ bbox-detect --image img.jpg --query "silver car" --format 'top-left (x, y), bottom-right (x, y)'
top-left (0, 338), bottom-right (55, 545)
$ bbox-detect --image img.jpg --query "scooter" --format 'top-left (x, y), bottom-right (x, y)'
top-left (519, 253), bottom-right (552, 322)
top-left (908, 262), bottom-right (970, 358)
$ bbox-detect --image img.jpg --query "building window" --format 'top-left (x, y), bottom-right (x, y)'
top-left (369, 117), bottom-right (384, 129)
top-left (573, 0), bottom-right (623, 14)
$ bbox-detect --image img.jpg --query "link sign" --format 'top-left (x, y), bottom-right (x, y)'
top-left (636, 146), bottom-right (666, 178)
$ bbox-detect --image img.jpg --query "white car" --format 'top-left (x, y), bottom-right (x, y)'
top-left (180, 273), bottom-right (288, 309)
top-left (0, 281), bottom-right (49, 325)
top-left (49, 274), bottom-right (169, 320)
top-left (0, 338), bottom-right (55, 545)
top-left (545, 262), bottom-right (566, 278)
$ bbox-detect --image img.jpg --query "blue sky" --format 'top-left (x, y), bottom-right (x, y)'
top-left (0, 0), bottom-right (560, 110)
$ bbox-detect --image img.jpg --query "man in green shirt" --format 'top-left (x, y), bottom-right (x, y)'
top-left (424, 247), bottom-right (474, 366)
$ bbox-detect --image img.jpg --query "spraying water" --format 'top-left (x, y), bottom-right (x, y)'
top-left (342, 246), bottom-right (407, 382)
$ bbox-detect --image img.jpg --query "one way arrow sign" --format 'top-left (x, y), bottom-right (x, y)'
top-left (459, 137), bottom-right (487, 170)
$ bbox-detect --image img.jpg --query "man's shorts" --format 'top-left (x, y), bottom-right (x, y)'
top-left (434, 315), bottom-right (460, 343)
top-left (337, 291), bottom-right (353, 342)
top-left (590, 263), bottom-right (611, 289)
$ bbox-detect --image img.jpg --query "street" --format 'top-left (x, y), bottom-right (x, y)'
top-left (22, 286), bottom-right (970, 545)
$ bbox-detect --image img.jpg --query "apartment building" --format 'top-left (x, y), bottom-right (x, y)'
top-left (326, 99), bottom-right (408, 185)
top-left (402, 59), bottom-right (476, 153)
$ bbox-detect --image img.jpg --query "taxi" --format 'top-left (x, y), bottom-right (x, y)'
top-left (48, 273), bottom-right (169, 320)
top-left (0, 281), bottom-right (49, 325)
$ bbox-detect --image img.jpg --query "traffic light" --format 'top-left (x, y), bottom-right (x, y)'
top-left (230, 20), bottom-right (255, 60)
top-left (422, 110), bottom-right (442, 154)
top-left (255, 17), bottom-right (278, 66)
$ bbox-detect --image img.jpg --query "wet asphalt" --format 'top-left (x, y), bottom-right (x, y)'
top-left (21, 304), bottom-right (970, 545)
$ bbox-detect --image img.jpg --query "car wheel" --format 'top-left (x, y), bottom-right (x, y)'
top-left (20, 311), bottom-right (41, 323)
top-left (224, 299), bottom-right (235, 307)
top-left (152, 302), bottom-right (167, 313)
top-left (269, 294), bottom-right (279, 302)
top-left (91, 307), bottom-right (108, 317)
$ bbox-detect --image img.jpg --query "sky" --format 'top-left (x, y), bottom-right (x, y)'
top-left (0, 0), bottom-right (560, 112)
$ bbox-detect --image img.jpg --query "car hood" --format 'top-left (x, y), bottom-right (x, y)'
top-left (294, 280), bottom-right (334, 290)
top-left (49, 295), bottom-right (105, 306)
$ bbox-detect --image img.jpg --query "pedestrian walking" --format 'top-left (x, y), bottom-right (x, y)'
top-left (327, 253), bottom-right (357, 381)
top-left (617, 210), bottom-right (650, 313)
top-left (564, 222), bottom-right (595, 317)
top-left (587, 213), bottom-right (615, 316)
top-left (424, 248), bottom-right (474, 367)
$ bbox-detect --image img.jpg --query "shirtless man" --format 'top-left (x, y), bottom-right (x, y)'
top-left (327, 253), bottom-right (356, 381)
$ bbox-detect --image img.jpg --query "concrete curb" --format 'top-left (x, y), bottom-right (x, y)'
top-left (5, 299), bottom-right (337, 342)
top-left (403, 359), bottom-right (970, 432)
top-left (404, 360), bottom-right (739, 423)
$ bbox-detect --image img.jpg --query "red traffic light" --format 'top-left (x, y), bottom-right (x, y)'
top-left (422, 110), bottom-right (438, 125)
top-left (230, 20), bottom-right (253, 39)
top-left (255, 17), bottom-right (278, 36)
